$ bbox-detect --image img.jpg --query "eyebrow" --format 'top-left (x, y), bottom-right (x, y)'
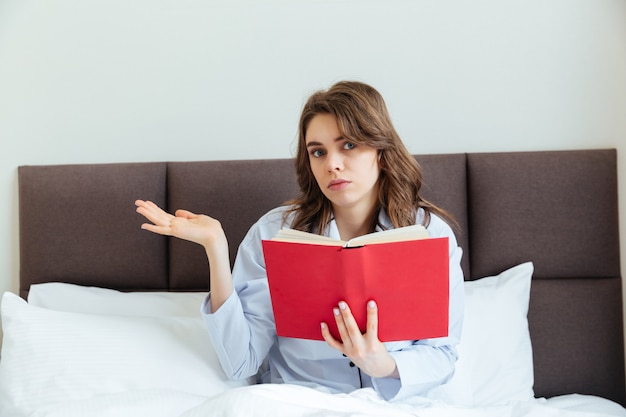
top-left (305, 136), bottom-right (344, 148)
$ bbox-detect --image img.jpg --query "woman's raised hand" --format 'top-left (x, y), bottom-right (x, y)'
top-left (135, 199), bottom-right (233, 311)
top-left (135, 200), bottom-right (226, 249)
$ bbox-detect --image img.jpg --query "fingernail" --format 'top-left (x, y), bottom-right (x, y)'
top-left (368, 300), bottom-right (376, 309)
top-left (320, 322), bottom-right (326, 330)
top-left (339, 301), bottom-right (347, 310)
top-left (333, 307), bottom-right (340, 316)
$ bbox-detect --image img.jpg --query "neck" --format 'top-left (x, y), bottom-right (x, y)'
top-left (334, 205), bottom-right (378, 241)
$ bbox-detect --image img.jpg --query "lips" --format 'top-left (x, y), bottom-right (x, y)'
top-left (327, 179), bottom-right (350, 191)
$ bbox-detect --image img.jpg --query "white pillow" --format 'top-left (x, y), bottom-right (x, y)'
top-left (22, 268), bottom-right (534, 408)
top-left (28, 282), bottom-right (207, 317)
top-left (0, 292), bottom-right (252, 416)
top-left (427, 262), bottom-right (535, 406)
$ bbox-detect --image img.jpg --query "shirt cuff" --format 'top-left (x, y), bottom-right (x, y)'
top-left (371, 375), bottom-right (402, 401)
top-left (201, 289), bottom-right (236, 317)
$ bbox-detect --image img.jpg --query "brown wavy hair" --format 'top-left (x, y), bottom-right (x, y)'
top-left (284, 81), bottom-right (455, 234)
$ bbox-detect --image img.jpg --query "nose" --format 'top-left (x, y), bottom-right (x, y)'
top-left (325, 151), bottom-right (343, 173)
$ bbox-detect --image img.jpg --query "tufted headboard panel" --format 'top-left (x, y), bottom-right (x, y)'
top-left (18, 149), bottom-right (624, 404)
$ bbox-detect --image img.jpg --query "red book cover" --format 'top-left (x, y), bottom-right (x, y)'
top-left (262, 236), bottom-right (449, 342)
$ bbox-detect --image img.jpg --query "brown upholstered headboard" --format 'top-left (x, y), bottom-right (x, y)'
top-left (18, 149), bottom-right (624, 404)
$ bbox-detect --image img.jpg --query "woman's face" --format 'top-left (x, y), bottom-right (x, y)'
top-left (305, 113), bottom-right (380, 214)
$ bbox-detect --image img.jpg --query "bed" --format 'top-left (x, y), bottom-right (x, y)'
top-left (1, 148), bottom-right (624, 416)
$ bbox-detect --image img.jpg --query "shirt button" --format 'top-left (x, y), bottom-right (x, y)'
top-left (349, 361), bottom-right (355, 367)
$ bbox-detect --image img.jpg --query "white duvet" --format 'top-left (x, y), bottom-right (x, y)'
top-left (27, 385), bottom-right (626, 417)
top-left (3, 275), bottom-right (625, 417)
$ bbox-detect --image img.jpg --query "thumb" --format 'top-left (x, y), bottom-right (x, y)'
top-left (175, 209), bottom-right (197, 219)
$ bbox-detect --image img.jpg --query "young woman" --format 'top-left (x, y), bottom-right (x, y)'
top-left (135, 81), bottom-right (464, 401)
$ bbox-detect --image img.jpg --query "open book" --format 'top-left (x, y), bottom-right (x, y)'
top-left (270, 224), bottom-right (430, 247)
top-left (262, 225), bottom-right (449, 342)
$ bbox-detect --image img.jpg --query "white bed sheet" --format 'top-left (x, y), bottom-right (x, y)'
top-left (6, 267), bottom-right (623, 417)
top-left (29, 385), bottom-right (626, 417)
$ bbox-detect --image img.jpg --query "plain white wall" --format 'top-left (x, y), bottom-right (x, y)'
top-left (0, 0), bottom-right (625, 347)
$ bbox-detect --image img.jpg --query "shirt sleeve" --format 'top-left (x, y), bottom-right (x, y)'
top-left (200, 218), bottom-right (278, 380)
top-left (371, 216), bottom-right (465, 401)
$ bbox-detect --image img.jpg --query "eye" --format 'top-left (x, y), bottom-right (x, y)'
top-left (310, 149), bottom-right (325, 158)
top-left (343, 142), bottom-right (356, 150)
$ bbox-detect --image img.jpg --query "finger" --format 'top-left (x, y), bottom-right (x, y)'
top-left (136, 200), bottom-right (160, 211)
top-left (137, 209), bottom-right (167, 226)
top-left (338, 301), bottom-right (362, 337)
top-left (140, 222), bottom-right (172, 236)
top-left (135, 200), bottom-right (153, 216)
top-left (365, 300), bottom-right (379, 341)
top-left (135, 200), bottom-right (153, 213)
top-left (320, 322), bottom-right (344, 351)
top-left (135, 199), bottom-right (153, 207)
top-left (137, 202), bottom-right (174, 226)
top-left (333, 304), bottom-right (352, 347)
top-left (136, 205), bottom-right (159, 223)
